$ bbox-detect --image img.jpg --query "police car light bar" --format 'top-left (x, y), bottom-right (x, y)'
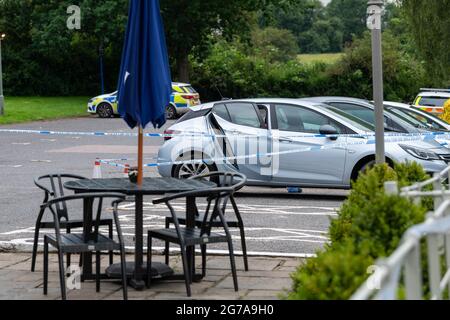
top-left (420, 88), bottom-right (450, 93)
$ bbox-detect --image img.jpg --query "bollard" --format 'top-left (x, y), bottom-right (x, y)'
top-left (93, 159), bottom-right (102, 179)
top-left (123, 164), bottom-right (130, 178)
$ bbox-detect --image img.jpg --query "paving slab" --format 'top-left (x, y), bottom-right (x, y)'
top-left (0, 252), bottom-right (301, 300)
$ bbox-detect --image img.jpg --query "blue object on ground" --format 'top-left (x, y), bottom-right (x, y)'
top-left (287, 187), bottom-right (303, 193)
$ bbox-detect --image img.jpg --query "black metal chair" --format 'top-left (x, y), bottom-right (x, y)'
top-left (42, 193), bottom-right (128, 300)
top-left (164, 172), bottom-right (249, 272)
top-left (32, 174), bottom-right (114, 272)
top-left (147, 186), bottom-right (240, 297)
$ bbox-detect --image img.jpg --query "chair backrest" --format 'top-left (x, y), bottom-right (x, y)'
top-left (189, 172), bottom-right (246, 214)
top-left (157, 187), bottom-right (235, 240)
top-left (189, 171), bottom-right (247, 191)
top-left (34, 174), bottom-right (87, 221)
top-left (43, 193), bottom-right (126, 240)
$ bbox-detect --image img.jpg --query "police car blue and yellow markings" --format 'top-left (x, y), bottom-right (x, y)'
top-left (87, 83), bottom-right (200, 117)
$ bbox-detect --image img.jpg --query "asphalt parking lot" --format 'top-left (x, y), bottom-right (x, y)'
top-left (0, 117), bottom-right (348, 257)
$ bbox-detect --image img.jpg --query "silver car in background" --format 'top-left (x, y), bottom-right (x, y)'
top-left (157, 98), bottom-right (450, 189)
top-left (300, 97), bottom-right (450, 147)
top-left (383, 101), bottom-right (450, 131)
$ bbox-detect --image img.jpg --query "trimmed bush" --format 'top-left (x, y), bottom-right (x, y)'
top-left (288, 162), bottom-right (431, 300)
top-left (287, 241), bottom-right (374, 300)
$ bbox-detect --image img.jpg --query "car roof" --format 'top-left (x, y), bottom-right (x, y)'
top-left (383, 101), bottom-right (412, 108)
top-left (191, 98), bottom-right (330, 111)
top-left (189, 98), bottom-right (371, 133)
top-left (299, 96), bottom-right (372, 105)
top-left (172, 82), bottom-right (191, 87)
top-left (418, 91), bottom-right (450, 98)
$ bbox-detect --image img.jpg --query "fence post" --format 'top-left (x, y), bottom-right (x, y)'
top-left (445, 233), bottom-right (450, 295)
top-left (384, 181), bottom-right (398, 196)
top-left (404, 244), bottom-right (423, 300)
top-left (433, 173), bottom-right (443, 211)
top-left (427, 234), bottom-right (442, 300)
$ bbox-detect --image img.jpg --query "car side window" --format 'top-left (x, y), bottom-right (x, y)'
top-left (274, 104), bottom-right (342, 134)
top-left (226, 103), bottom-right (262, 128)
top-left (257, 104), bottom-right (269, 128)
top-left (212, 104), bottom-right (231, 122)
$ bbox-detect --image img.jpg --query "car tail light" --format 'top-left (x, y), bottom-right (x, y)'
top-left (181, 94), bottom-right (197, 100)
top-left (164, 130), bottom-right (180, 141)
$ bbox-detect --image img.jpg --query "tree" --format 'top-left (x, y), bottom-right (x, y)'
top-left (251, 27), bottom-right (299, 63)
top-left (160, 0), bottom-right (287, 82)
top-left (401, 0), bottom-right (450, 86)
top-left (326, 0), bottom-right (368, 44)
top-left (0, 0), bottom-right (129, 95)
top-left (298, 17), bottom-right (344, 53)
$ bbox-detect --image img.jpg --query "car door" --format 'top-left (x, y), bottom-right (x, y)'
top-left (209, 102), bottom-right (272, 181)
top-left (271, 103), bottom-right (347, 186)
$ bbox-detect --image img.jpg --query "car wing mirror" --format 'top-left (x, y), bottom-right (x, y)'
top-left (320, 125), bottom-right (339, 141)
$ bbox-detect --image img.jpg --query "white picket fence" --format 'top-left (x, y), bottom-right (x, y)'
top-left (351, 167), bottom-right (450, 300)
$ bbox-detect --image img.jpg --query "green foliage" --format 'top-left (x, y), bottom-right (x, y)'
top-left (402, 0), bottom-right (450, 86)
top-left (160, 0), bottom-right (287, 81)
top-left (325, 31), bottom-right (429, 102)
top-left (0, 0), bottom-right (127, 96)
top-left (251, 27), bottom-right (299, 63)
top-left (289, 163), bottom-right (430, 300)
top-left (327, 0), bottom-right (368, 44)
top-left (259, 0), bottom-right (345, 54)
top-left (287, 241), bottom-right (374, 300)
top-left (191, 30), bottom-right (427, 103)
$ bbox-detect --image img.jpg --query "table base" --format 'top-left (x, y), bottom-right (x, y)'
top-left (106, 261), bottom-right (174, 278)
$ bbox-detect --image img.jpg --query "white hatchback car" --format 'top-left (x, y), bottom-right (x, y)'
top-left (157, 99), bottom-right (450, 189)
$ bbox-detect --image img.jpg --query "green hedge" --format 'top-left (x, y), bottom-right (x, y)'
top-left (287, 162), bottom-right (431, 300)
top-left (191, 31), bottom-right (429, 103)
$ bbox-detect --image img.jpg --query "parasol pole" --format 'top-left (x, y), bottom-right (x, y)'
top-left (138, 125), bottom-right (144, 185)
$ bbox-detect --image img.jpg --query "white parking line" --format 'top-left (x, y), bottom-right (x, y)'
top-left (118, 202), bottom-right (339, 217)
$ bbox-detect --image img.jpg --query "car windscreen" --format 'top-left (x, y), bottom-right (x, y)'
top-left (418, 96), bottom-right (449, 107)
top-left (384, 108), bottom-right (432, 130)
top-left (386, 107), bottom-right (447, 132)
top-left (181, 86), bottom-right (198, 94)
top-left (176, 109), bottom-right (210, 124)
top-left (326, 102), bottom-right (418, 133)
top-left (319, 106), bottom-right (375, 132)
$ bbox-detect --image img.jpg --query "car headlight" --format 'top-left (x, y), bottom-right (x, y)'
top-left (400, 144), bottom-right (441, 161)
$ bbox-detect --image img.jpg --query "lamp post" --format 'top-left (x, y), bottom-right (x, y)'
top-left (367, 0), bottom-right (385, 164)
top-left (0, 33), bottom-right (5, 116)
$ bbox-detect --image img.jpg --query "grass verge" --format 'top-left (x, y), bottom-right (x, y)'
top-left (0, 96), bottom-right (89, 125)
top-left (297, 53), bottom-right (343, 64)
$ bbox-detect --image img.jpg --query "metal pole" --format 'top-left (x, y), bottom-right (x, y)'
top-left (0, 38), bottom-right (4, 116)
top-left (99, 44), bottom-right (105, 95)
top-left (367, 0), bottom-right (385, 164)
top-left (137, 126), bottom-right (144, 186)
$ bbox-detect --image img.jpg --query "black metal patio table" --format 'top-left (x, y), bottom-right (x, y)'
top-left (64, 177), bottom-right (216, 290)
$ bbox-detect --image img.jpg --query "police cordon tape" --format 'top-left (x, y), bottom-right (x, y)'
top-left (98, 132), bottom-right (450, 170)
top-left (2, 128), bottom-right (450, 140)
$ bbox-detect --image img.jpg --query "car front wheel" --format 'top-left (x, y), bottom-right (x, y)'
top-left (97, 103), bottom-right (114, 118)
